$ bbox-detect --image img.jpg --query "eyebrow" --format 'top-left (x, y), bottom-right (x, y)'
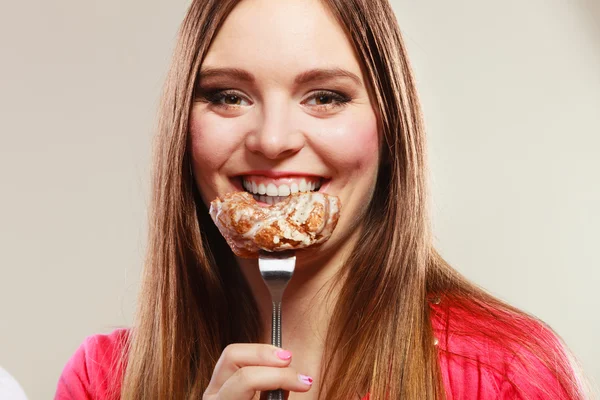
top-left (294, 68), bottom-right (362, 86)
top-left (197, 67), bottom-right (254, 83)
top-left (196, 67), bottom-right (362, 86)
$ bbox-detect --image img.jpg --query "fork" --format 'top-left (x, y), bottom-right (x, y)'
top-left (258, 249), bottom-right (296, 400)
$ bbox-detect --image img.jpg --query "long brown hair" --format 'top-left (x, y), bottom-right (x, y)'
top-left (119, 0), bottom-right (588, 399)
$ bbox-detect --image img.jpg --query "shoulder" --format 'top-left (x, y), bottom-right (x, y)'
top-left (55, 328), bottom-right (129, 400)
top-left (430, 297), bottom-right (578, 400)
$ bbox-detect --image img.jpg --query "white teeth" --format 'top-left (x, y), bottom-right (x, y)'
top-left (299, 179), bottom-right (307, 192)
top-left (266, 183), bottom-right (278, 196)
top-left (278, 184), bottom-right (290, 196)
top-left (254, 194), bottom-right (287, 204)
top-left (243, 177), bottom-right (322, 197)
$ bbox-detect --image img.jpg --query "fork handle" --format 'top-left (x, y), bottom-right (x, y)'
top-left (267, 301), bottom-right (284, 400)
top-left (271, 301), bottom-right (282, 347)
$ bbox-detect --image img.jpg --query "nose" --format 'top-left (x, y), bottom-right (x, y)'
top-left (245, 102), bottom-right (305, 160)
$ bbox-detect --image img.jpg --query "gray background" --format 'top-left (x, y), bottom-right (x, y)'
top-left (0, 0), bottom-right (598, 398)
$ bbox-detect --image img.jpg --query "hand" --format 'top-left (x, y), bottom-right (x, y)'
top-left (202, 343), bottom-right (314, 400)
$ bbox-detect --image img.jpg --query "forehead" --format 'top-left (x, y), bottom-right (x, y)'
top-left (202, 0), bottom-right (362, 80)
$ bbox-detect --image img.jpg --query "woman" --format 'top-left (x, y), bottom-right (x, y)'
top-left (55, 0), bottom-right (587, 399)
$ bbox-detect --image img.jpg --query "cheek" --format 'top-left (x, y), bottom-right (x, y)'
top-left (189, 107), bottom-right (243, 171)
top-left (189, 107), bottom-right (246, 204)
top-left (314, 110), bottom-right (379, 174)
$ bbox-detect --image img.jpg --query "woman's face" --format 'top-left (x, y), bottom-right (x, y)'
top-left (190, 0), bottom-right (379, 260)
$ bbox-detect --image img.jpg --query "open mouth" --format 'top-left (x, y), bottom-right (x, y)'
top-left (237, 175), bottom-right (325, 205)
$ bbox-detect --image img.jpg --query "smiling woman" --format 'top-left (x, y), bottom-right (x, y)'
top-left (188, 0), bottom-right (379, 266)
top-left (54, 0), bottom-right (588, 399)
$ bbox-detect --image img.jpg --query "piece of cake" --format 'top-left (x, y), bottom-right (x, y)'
top-left (209, 191), bottom-right (341, 258)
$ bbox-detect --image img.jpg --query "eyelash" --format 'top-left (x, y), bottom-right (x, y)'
top-left (198, 89), bottom-right (248, 109)
top-left (307, 90), bottom-right (351, 110)
top-left (196, 88), bottom-right (352, 111)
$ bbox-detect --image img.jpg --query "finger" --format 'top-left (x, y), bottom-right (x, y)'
top-left (205, 344), bottom-right (293, 393)
top-left (219, 366), bottom-right (312, 399)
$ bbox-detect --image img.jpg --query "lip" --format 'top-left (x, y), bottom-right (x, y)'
top-left (236, 170), bottom-right (327, 179)
top-left (318, 179), bottom-right (332, 194)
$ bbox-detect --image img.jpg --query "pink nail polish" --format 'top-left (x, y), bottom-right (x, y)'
top-left (298, 374), bottom-right (313, 385)
top-left (276, 350), bottom-right (292, 360)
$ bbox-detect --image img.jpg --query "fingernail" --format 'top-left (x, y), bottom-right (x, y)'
top-left (298, 374), bottom-right (313, 386)
top-left (276, 349), bottom-right (292, 360)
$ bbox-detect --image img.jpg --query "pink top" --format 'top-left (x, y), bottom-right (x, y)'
top-left (55, 306), bottom-right (574, 399)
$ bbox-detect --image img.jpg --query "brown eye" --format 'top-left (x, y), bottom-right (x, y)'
top-left (224, 94), bottom-right (242, 105)
top-left (304, 90), bottom-right (351, 109)
top-left (315, 94), bottom-right (333, 105)
top-left (199, 89), bottom-right (251, 108)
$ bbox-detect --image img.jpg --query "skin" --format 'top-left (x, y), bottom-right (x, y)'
top-left (190, 0), bottom-right (379, 398)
